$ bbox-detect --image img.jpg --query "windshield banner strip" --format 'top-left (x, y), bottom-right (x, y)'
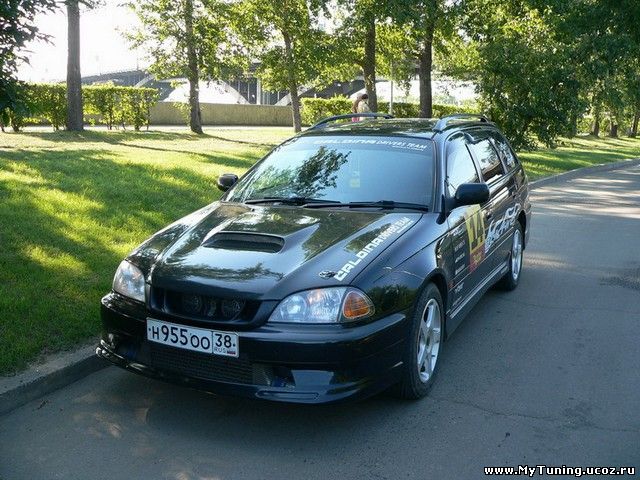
top-left (311, 138), bottom-right (430, 151)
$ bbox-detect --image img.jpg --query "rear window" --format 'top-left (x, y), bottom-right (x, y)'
top-left (468, 138), bottom-right (505, 183)
top-left (489, 132), bottom-right (518, 170)
top-left (226, 135), bottom-right (436, 207)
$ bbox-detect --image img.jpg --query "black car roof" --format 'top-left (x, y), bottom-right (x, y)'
top-left (299, 115), bottom-right (496, 140)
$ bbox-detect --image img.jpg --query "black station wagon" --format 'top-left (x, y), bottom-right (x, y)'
top-left (97, 113), bottom-right (532, 403)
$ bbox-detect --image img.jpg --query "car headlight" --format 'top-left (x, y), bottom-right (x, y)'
top-left (112, 260), bottom-right (146, 302)
top-left (268, 287), bottom-right (374, 324)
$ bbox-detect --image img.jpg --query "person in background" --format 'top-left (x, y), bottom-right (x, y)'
top-left (357, 93), bottom-right (371, 115)
top-left (351, 93), bottom-right (363, 122)
top-left (351, 93), bottom-right (371, 121)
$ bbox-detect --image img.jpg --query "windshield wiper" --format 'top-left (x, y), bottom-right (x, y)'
top-left (303, 200), bottom-right (429, 212)
top-left (243, 196), bottom-right (341, 206)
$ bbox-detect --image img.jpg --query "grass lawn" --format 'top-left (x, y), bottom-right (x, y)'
top-left (1, 127), bottom-right (639, 374)
top-left (519, 135), bottom-right (640, 180)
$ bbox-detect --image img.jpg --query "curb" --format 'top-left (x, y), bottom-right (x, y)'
top-left (2, 157), bottom-right (639, 417)
top-left (529, 157), bottom-right (640, 190)
top-left (0, 342), bottom-right (107, 416)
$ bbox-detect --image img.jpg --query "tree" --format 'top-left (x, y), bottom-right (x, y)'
top-left (333, 0), bottom-right (385, 112)
top-left (66, 0), bottom-right (83, 131)
top-left (128, 0), bottom-right (243, 134)
top-left (459, 0), bottom-right (583, 148)
top-left (384, 0), bottom-right (458, 118)
top-left (231, 0), bottom-right (332, 132)
top-left (0, 0), bottom-right (57, 127)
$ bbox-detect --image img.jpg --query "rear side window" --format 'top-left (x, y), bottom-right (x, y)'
top-left (468, 137), bottom-right (504, 183)
top-left (489, 132), bottom-right (518, 170)
top-left (446, 134), bottom-right (479, 197)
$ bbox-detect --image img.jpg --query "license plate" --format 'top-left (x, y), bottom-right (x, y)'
top-left (146, 318), bottom-right (239, 358)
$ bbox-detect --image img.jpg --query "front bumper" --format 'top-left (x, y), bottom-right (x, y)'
top-left (97, 293), bottom-right (409, 404)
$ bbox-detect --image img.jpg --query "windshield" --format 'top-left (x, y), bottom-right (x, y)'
top-left (225, 135), bottom-right (435, 207)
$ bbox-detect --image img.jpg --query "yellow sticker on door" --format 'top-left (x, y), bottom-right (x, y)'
top-left (465, 205), bottom-right (486, 272)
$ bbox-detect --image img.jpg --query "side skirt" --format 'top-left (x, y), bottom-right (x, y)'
top-left (445, 260), bottom-right (509, 337)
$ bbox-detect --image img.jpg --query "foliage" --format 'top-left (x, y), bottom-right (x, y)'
top-left (461, 1), bottom-right (584, 149)
top-left (230, 0), bottom-right (334, 131)
top-left (8, 83), bottom-right (67, 130)
top-left (126, 0), bottom-right (244, 88)
top-left (0, 0), bottom-right (58, 114)
top-left (301, 97), bottom-right (353, 125)
top-left (300, 97), bottom-right (478, 124)
top-left (7, 83), bottom-right (158, 131)
top-left (84, 85), bottom-right (159, 131)
top-left (127, 0), bottom-right (245, 133)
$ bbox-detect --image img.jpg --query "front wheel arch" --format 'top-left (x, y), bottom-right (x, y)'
top-left (420, 271), bottom-right (449, 340)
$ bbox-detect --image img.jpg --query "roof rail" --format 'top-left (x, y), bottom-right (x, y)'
top-left (433, 114), bottom-right (490, 132)
top-left (308, 112), bottom-right (395, 130)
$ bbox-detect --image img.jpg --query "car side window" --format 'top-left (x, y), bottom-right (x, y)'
top-left (446, 134), bottom-right (480, 197)
top-left (468, 137), bottom-right (505, 183)
top-left (489, 132), bottom-right (518, 170)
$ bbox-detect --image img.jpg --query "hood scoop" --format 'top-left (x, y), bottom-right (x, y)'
top-left (202, 231), bottom-right (285, 253)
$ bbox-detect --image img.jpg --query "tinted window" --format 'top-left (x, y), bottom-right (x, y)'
top-left (446, 134), bottom-right (479, 197)
top-left (489, 132), bottom-right (518, 170)
top-left (469, 138), bottom-right (504, 183)
top-left (226, 136), bottom-right (435, 207)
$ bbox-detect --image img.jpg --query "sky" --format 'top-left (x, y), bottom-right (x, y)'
top-left (17, 1), bottom-right (144, 82)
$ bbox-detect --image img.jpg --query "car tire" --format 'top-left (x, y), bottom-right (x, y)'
top-left (497, 222), bottom-right (524, 291)
top-left (394, 282), bottom-right (444, 400)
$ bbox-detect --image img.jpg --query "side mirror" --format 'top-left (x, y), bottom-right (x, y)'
top-left (217, 173), bottom-right (238, 192)
top-left (454, 183), bottom-right (490, 208)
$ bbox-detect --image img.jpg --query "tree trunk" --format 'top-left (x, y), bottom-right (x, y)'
top-left (609, 119), bottom-right (618, 138)
top-left (66, 0), bottom-right (83, 131)
top-left (282, 31), bottom-right (301, 132)
top-left (362, 15), bottom-right (377, 112)
top-left (568, 112), bottom-right (577, 137)
top-left (418, 26), bottom-right (434, 118)
top-left (184, 0), bottom-right (203, 134)
top-left (630, 112), bottom-right (639, 137)
top-left (592, 116), bottom-right (600, 137)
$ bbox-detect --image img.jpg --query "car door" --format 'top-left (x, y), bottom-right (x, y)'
top-left (444, 132), bottom-right (486, 311)
top-left (467, 130), bottom-right (514, 273)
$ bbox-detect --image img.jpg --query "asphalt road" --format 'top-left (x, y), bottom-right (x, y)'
top-left (2, 166), bottom-right (639, 480)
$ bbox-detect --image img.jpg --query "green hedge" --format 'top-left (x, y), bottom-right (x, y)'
top-left (300, 97), bottom-right (479, 125)
top-left (5, 83), bottom-right (159, 131)
top-left (84, 85), bottom-right (158, 130)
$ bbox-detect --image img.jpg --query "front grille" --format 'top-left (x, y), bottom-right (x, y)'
top-left (150, 287), bottom-right (259, 323)
top-left (148, 342), bottom-right (254, 384)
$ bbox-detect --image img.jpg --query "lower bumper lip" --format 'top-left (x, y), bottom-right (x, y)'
top-left (96, 341), bottom-right (403, 405)
top-left (98, 295), bottom-right (409, 404)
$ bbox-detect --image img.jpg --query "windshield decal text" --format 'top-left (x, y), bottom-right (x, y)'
top-left (312, 139), bottom-right (429, 151)
top-left (334, 217), bottom-right (415, 282)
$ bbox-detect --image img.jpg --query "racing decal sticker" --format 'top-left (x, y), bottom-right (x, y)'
top-left (465, 205), bottom-right (486, 273)
top-left (485, 204), bottom-right (520, 253)
top-left (312, 138), bottom-right (430, 152)
top-left (334, 217), bottom-right (415, 281)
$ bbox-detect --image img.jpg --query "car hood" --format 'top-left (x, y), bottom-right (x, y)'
top-left (137, 202), bottom-right (421, 300)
